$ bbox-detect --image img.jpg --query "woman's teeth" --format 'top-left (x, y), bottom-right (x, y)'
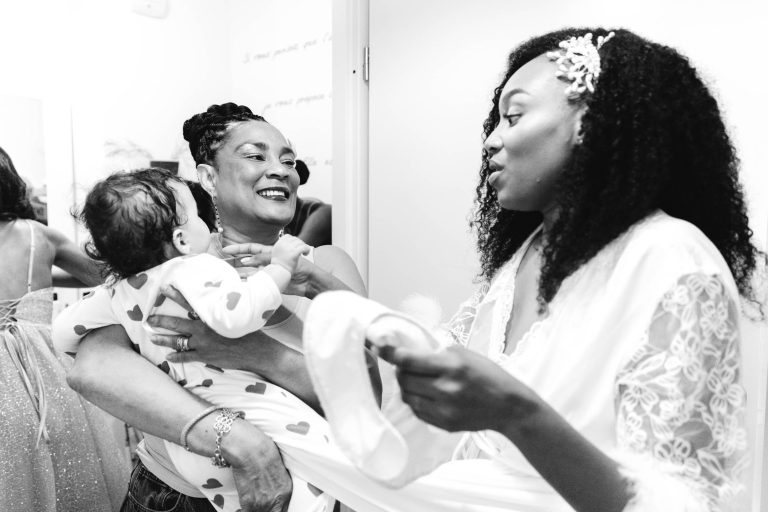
top-left (257, 189), bottom-right (288, 200)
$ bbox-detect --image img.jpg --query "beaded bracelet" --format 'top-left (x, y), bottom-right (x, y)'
top-left (211, 409), bottom-right (245, 468)
top-left (180, 405), bottom-right (222, 451)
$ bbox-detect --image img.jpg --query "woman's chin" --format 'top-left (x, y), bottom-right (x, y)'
top-left (251, 198), bottom-right (296, 224)
top-left (497, 198), bottom-right (539, 212)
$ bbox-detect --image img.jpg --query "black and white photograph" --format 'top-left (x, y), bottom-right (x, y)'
top-left (0, 1), bottom-right (766, 511)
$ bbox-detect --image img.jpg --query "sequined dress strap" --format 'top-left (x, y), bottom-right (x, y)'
top-left (26, 218), bottom-right (35, 293)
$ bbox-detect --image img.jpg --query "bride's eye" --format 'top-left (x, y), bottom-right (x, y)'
top-left (503, 114), bottom-right (521, 126)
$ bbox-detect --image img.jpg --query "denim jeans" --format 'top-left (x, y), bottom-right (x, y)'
top-left (120, 461), bottom-right (215, 512)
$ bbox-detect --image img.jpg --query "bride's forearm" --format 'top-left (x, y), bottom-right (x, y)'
top-left (500, 403), bottom-right (631, 512)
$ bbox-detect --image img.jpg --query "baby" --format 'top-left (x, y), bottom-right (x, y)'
top-left (54, 168), bottom-right (333, 512)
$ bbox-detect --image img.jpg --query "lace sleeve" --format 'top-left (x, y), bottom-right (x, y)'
top-left (444, 283), bottom-right (489, 347)
top-left (614, 273), bottom-right (748, 511)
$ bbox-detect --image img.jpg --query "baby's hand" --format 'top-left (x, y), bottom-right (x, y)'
top-left (271, 234), bottom-right (310, 274)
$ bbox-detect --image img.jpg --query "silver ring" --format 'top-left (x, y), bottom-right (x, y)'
top-left (176, 336), bottom-right (190, 352)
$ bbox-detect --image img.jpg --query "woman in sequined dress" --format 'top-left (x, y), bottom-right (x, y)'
top-left (0, 146), bottom-right (130, 511)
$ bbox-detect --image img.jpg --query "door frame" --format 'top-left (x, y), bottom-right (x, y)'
top-left (331, 0), bottom-right (370, 286)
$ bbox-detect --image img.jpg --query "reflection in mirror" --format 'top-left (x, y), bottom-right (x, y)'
top-left (0, 96), bottom-right (47, 224)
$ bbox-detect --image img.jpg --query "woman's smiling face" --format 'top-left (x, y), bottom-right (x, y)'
top-left (484, 54), bottom-right (585, 213)
top-left (210, 120), bottom-right (300, 230)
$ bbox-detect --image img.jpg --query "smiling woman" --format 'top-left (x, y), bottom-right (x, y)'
top-left (64, 103), bottom-right (368, 512)
top-left (186, 106), bottom-right (301, 237)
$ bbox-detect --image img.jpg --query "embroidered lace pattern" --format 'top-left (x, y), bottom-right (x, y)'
top-left (446, 283), bottom-right (488, 347)
top-left (615, 273), bottom-right (747, 509)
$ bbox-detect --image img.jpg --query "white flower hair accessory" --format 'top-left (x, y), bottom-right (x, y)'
top-left (547, 31), bottom-right (615, 100)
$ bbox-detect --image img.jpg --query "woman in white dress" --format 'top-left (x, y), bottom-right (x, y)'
top-left (372, 27), bottom-right (762, 511)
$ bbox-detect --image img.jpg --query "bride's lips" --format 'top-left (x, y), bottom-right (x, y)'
top-left (487, 160), bottom-right (504, 187)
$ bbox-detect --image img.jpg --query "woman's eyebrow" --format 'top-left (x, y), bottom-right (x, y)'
top-left (237, 141), bottom-right (269, 151)
top-left (499, 87), bottom-right (530, 108)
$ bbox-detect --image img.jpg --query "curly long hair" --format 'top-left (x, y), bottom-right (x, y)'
top-left (472, 27), bottom-right (760, 307)
top-left (183, 103), bottom-right (268, 166)
top-left (80, 168), bottom-right (184, 280)
top-left (0, 146), bottom-right (36, 221)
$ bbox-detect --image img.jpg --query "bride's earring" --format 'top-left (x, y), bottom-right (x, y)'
top-left (278, 229), bottom-right (284, 238)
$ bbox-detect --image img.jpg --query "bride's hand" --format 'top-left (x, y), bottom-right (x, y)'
top-left (379, 344), bottom-right (544, 433)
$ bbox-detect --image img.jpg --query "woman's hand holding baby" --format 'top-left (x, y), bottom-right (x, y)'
top-left (148, 307), bottom-right (281, 372)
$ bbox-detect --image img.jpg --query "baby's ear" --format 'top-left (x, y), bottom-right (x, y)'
top-left (172, 228), bottom-right (191, 255)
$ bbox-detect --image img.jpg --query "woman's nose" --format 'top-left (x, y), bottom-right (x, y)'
top-left (484, 127), bottom-right (502, 154)
top-left (265, 161), bottom-right (290, 179)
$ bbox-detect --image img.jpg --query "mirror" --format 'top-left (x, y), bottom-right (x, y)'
top-left (0, 96), bottom-right (47, 224)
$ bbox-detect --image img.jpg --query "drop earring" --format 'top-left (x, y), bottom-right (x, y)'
top-left (278, 229), bottom-right (284, 238)
top-left (213, 198), bottom-right (224, 233)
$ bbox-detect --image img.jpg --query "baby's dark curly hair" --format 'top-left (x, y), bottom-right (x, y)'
top-left (472, 27), bottom-right (760, 307)
top-left (0, 146), bottom-right (36, 221)
top-left (183, 103), bottom-right (268, 166)
top-left (80, 168), bottom-right (185, 281)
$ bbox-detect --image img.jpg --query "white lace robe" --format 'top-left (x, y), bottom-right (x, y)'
top-left (449, 212), bottom-right (748, 511)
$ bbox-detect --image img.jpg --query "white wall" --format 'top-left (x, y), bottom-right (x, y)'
top-left (0, 96), bottom-right (46, 194)
top-left (68, 0), bottom-right (234, 199)
top-left (230, 0), bottom-right (334, 203)
top-left (0, 0), bottom-right (335, 239)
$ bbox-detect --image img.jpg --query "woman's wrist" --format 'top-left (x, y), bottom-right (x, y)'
top-left (498, 392), bottom-right (631, 512)
top-left (185, 410), bottom-right (269, 468)
top-left (497, 388), bottom-right (548, 442)
top-left (219, 418), bottom-right (273, 468)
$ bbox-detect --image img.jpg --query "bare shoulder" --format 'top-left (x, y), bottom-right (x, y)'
top-left (38, 222), bottom-right (70, 247)
top-left (312, 245), bottom-right (366, 296)
top-left (312, 245), bottom-right (353, 269)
